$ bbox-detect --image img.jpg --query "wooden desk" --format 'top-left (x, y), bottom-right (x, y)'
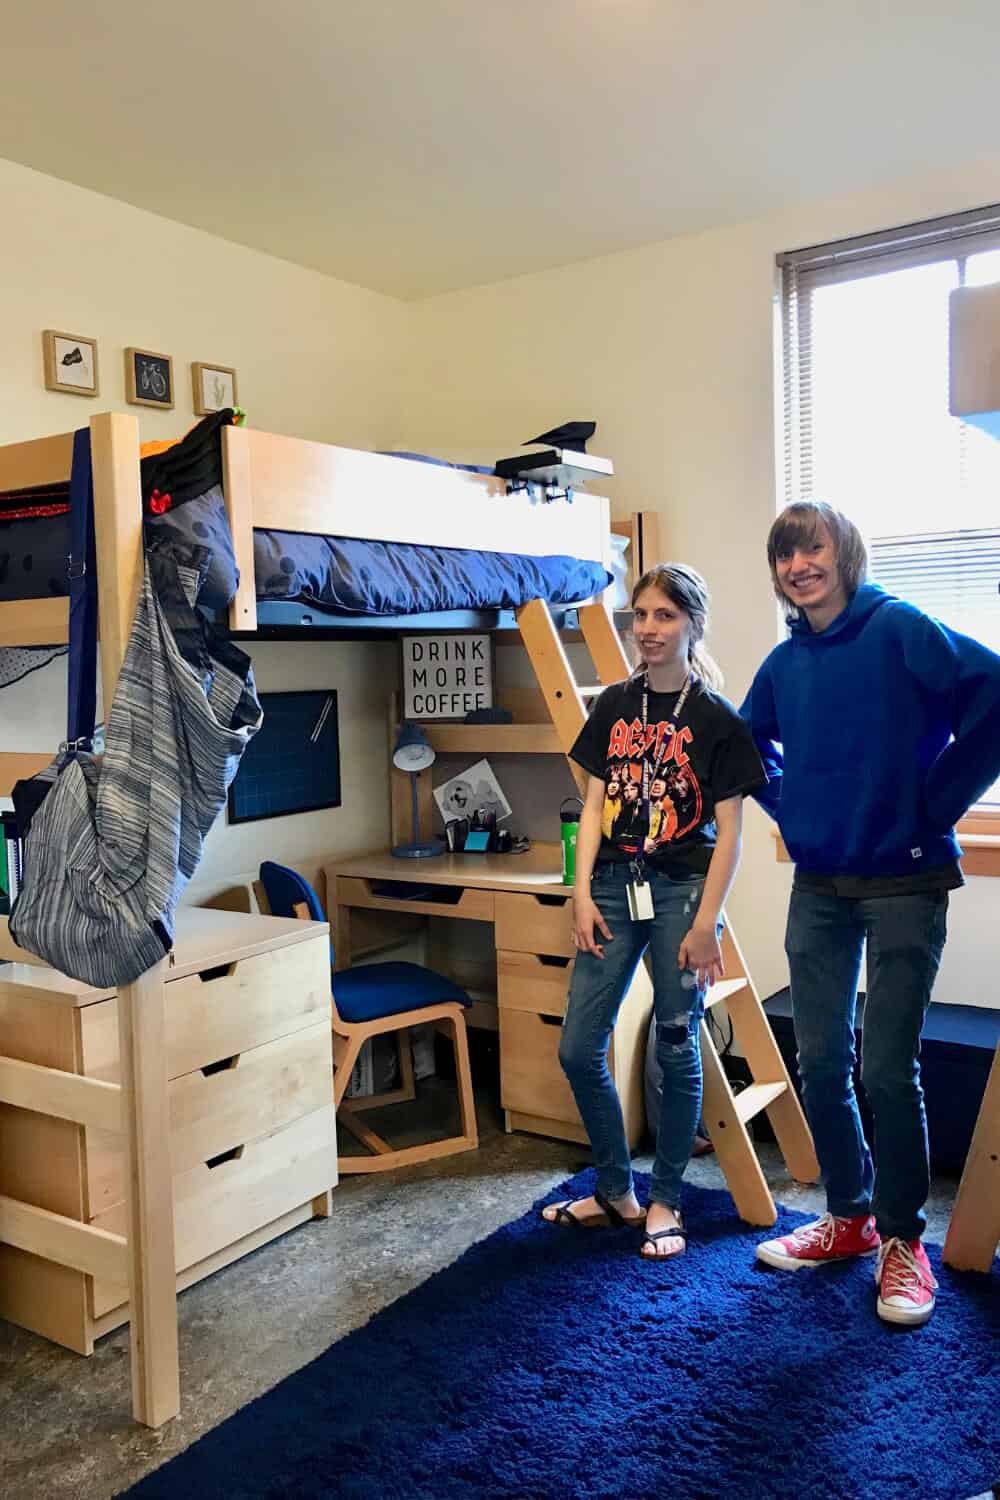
top-left (325, 846), bottom-right (653, 1148)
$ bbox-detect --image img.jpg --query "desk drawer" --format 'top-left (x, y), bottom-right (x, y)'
top-left (91, 1104), bottom-right (337, 1315)
top-left (497, 950), bottom-right (573, 1018)
top-left (83, 1021), bottom-right (334, 1216)
top-left (337, 877), bottom-right (494, 924)
top-left (499, 1007), bottom-right (580, 1125)
top-left (80, 936), bottom-right (332, 1083)
top-left (495, 892), bottom-right (573, 957)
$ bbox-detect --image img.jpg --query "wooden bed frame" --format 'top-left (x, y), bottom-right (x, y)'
top-left (0, 411), bottom-right (634, 1428)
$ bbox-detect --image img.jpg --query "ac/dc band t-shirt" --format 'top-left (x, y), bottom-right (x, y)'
top-left (569, 676), bottom-right (767, 876)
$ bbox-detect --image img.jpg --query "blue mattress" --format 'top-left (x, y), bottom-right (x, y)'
top-left (0, 487), bottom-right (610, 617)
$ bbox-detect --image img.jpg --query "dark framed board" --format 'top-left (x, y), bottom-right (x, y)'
top-left (227, 690), bottom-right (341, 824)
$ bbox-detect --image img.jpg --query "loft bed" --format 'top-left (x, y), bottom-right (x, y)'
top-left (0, 415), bottom-right (616, 649)
top-left (0, 410), bottom-right (658, 1428)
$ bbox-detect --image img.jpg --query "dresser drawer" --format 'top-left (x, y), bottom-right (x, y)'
top-left (80, 935), bottom-right (332, 1084)
top-left (91, 1104), bottom-right (337, 1315)
top-left (499, 1007), bottom-right (580, 1124)
top-left (497, 950), bottom-right (573, 1018)
top-left (83, 1021), bottom-right (334, 1217)
top-left (494, 892), bottom-right (573, 957)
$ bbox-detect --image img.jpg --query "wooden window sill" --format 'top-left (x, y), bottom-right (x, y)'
top-left (771, 827), bottom-right (1000, 878)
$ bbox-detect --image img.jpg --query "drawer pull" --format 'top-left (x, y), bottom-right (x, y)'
top-left (205, 1145), bottom-right (245, 1169)
top-left (201, 1054), bottom-right (240, 1077)
top-left (198, 962), bottom-right (238, 983)
top-left (537, 954), bottom-right (571, 969)
top-left (535, 894), bottom-right (570, 908)
top-left (539, 1014), bottom-right (564, 1028)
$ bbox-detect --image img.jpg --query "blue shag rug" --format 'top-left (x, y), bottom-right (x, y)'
top-left (120, 1173), bottom-right (999, 1500)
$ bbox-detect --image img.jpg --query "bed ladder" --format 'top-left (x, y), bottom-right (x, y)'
top-left (516, 597), bottom-right (819, 1226)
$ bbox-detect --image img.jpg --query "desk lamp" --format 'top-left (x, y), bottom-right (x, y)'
top-left (391, 722), bottom-right (444, 859)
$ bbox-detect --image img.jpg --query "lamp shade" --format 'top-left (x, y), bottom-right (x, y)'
top-left (393, 721), bottom-right (435, 773)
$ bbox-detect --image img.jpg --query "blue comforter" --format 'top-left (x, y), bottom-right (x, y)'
top-left (2, 486), bottom-right (610, 615)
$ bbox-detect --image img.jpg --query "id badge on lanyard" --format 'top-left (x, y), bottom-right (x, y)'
top-left (627, 670), bottom-right (693, 922)
top-left (626, 860), bottom-right (654, 921)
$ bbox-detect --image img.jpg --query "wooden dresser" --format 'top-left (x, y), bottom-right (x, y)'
top-left (0, 908), bottom-right (337, 1355)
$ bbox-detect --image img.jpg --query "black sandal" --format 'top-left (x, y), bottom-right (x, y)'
top-left (542, 1189), bottom-right (646, 1231)
top-left (640, 1225), bottom-right (689, 1259)
top-left (594, 1189), bottom-right (646, 1229)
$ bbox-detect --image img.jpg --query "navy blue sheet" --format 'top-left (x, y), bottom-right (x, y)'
top-left (0, 493), bottom-right (610, 616)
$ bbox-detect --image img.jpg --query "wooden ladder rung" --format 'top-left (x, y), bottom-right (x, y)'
top-left (578, 684), bottom-right (604, 699)
top-left (735, 1080), bottom-right (787, 1125)
top-left (704, 977), bottom-right (748, 1011)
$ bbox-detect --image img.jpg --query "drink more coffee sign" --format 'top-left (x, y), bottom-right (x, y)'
top-left (401, 635), bottom-right (494, 720)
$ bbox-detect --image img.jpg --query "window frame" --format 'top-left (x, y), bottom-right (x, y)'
top-left (778, 205), bottom-right (1000, 859)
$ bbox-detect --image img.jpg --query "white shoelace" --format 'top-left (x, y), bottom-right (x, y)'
top-left (791, 1212), bottom-right (840, 1251)
top-left (877, 1237), bottom-right (938, 1298)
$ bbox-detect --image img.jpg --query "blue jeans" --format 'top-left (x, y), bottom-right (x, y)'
top-left (785, 883), bottom-right (949, 1241)
top-left (559, 861), bottom-right (708, 1208)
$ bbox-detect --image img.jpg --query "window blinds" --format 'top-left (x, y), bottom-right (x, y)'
top-left (779, 206), bottom-right (1000, 807)
top-left (778, 204), bottom-right (1000, 646)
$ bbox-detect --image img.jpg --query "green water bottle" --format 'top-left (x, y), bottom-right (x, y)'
top-left (560, 796), bottom-right (583, 886)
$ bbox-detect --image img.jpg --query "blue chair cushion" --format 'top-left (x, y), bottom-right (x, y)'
top-left (333, 961), bottom-right (471, 1024)
top-left (258, 861), bottom-right (471, 1023)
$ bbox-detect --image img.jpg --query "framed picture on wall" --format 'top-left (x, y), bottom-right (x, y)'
top-left (192, 361), bottom-right (238, 415)
top-left (401, 633), bottom-right (494, 720)
top-left (42, 330), bottom-right (99, 397)
top-left (125, 347), bottom-right (174, 409)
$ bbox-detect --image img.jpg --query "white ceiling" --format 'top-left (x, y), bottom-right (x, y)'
top-left (3, 1), bottom-right (1000, 300)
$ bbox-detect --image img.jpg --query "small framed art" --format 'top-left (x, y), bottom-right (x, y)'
top-left (192, 361), bottom-right (238, 415)
top-left (42, 330), bottom-right (99, 397)
top-left (125, 347), bottom-right (174, 409)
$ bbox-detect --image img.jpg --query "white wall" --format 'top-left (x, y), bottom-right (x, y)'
top-left (0, 156), bottom-right (407, 893)
top-left (4, 151), bottom-right (997, 998)
top-left (397, 156), bottom-right (1000, 1005)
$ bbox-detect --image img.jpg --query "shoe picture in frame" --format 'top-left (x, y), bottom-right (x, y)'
top-left (42, 330), bottom-right (99, 397)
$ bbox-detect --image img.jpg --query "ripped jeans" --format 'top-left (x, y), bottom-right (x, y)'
top-left (559, 861), bottom-right (708, 1209)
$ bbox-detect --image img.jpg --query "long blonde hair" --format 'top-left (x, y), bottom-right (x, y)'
top-left (630, 563), bottom-right (724, 691)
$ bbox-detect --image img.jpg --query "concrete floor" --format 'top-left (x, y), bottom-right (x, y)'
top-left (0, 1078), bottom-right (989, 1500)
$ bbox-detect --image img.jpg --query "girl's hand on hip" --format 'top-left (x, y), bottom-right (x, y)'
top-left (573, 895), bottom-right (612, 958)
top-left (678, 922), bottom-right (723, 990)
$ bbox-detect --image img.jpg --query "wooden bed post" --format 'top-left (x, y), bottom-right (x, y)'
top-left (89, 413), bottom-right (180, 1426)
top-left (90, 413), bottom-right (146, 670)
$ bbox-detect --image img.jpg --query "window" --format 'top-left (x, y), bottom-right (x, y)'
top-left (779, 206), bottom-right (1000, 813)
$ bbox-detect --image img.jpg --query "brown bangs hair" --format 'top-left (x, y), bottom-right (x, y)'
top-left (767, 502), bottom-right (869, 618)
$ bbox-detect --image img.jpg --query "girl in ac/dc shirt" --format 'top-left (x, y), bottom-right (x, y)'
top-left (542, 563), bottom-right (766, 1261)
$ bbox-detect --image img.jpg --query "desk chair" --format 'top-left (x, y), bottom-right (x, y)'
top-left (259, 861), bottom-right (478, 1174)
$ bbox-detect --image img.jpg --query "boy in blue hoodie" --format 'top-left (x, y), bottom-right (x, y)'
top-left (742, 501), bottom-right (1000, 1326)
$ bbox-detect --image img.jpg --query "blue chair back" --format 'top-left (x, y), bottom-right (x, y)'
top-left (259, 861), bottom-right (334, 966)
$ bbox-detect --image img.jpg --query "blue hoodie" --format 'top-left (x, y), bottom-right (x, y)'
top-left (740, 584), bottom-right (1000, 877)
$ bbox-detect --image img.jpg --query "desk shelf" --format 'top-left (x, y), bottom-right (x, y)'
top-left (412, 723), bottom-right (562, 755)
